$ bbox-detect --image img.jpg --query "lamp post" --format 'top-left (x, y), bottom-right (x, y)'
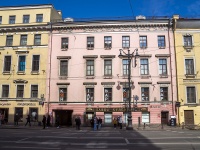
top-left (119, 48), bottom-right (139, 130)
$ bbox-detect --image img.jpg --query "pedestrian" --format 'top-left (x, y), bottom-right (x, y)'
top-left (119, 116), bottom-right (123, 129)
top-left (117, 116), bottom-right (120, 127)
top-left (25, 115), bottom-right (31, 126)
top-left (47, 115), bottom-right (51, 128)
top-left (0, 113), bottom-right (2, 126)
top-left (56, 116), bottom-right (60, 128)
top-left (75, 116), bottom-right (81, 130)
top-left (42, 115), bottom-right (46, 129)
top-left (93, 117), bottom-right (97, 131)
top-left (14, 113), bottom-right (19, 126)
top-left (98, 117), bottom-right (102, 129)
top-left (113, 118), bottom-right (117, 129)
top-left (90, 117), bottom-right (94, 128)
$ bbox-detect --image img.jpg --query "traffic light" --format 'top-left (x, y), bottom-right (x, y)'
top-left (123, 91), bottom-right (127, 98)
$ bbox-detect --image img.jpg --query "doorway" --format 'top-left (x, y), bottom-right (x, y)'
top-left (0, 108), bottom-right (9, 124)
top-left (184, 110), bottom-right (194, 125)
top-left (161, 111), bottom-right (169, 125)
top-left (54, 110), bottom-right (73, 126)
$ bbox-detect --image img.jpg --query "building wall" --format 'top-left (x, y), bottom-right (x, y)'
top-left (0, 4), bottom-right (61, 124)
top-left (47, 20), bottom-right (176, 126)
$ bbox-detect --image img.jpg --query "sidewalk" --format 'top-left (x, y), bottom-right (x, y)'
top-left (0, 124), bottom-right (187, 131)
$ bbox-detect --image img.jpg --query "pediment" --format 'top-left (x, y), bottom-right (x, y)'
top-left (13, 79), bottom-right (28, 84)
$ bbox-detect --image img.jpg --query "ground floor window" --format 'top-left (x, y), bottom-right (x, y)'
top-left (29, 108), bottom-right (38, 122)
top-left (104, 112), bottom-right (112, 123)
top-left (15, 107), bottom-right (23, 121)
top-left (142, 112), bottom-right (150, 123)
top-left (123, 112), bottom-right (128, 125)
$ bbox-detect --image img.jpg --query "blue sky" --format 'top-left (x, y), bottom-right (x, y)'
top-left (0, 0), bottom-right (200, 19)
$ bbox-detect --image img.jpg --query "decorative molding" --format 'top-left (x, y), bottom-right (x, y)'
top-left (83, 82), bottom-right (97, 85)
top-left (155, 54), bottom-right (170, 57)
top-left (13, 79), bottom-right (28, 84)
top-left (100, 55), bottom-right (115, 58)
top-left (83, 55), bottom-right (98, 59)
top-left (56, 83), bottom-right (70, 85)
top-left (101, 82), bottom-right (115, 85)
top-left (57, 56), bottom-right (71, 59)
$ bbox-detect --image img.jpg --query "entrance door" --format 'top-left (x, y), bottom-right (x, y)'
top-left (161, 111), bottom-right (169, 125)
top-left (184, 110), bottom-right (194, 125)
top-left (0, 108), bottom-right (9, 124)
top-left (55, 110), bottom-right (73, 126)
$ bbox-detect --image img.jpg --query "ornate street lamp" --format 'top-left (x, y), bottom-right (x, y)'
top-left (119, 49), bottom-right (139, 130)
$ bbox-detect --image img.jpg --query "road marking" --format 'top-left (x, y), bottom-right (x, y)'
top-left (125, 138), bottom-right (130, 144)
top-left (16, 137), bottom-right (30, 142)
top-left (2, 146), bottom-right (60, 149)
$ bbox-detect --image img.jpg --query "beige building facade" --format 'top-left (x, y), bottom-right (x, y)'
top-left (0, 4), bottom-right (61, 124)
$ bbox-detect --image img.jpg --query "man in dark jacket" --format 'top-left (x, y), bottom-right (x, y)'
top-left (42, 115), bottom-right (46, 129)
top-left (25, 115), bottom-right (31, 126)
top-left (75, 116), bottom-right (81, 130)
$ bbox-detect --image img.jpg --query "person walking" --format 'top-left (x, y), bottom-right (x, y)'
top-left (0, 113), bottom-right (2, 126)
top-left (42, 115), bottom-right (46, 129)
top-left (93, 117), bottom-right (97, 131)
top-left (47, 115), bottom-right (51, 128)
top-left (56, 116), bottom-right (60, 128)
top-left (14, 113), bottom-right (19, 126)
top-left (25, 115), bottom-right (31, 126)
top-left (75, 116), bottom-right (81, 130)
top-left (98, 117), bottom-right (102, 129)
top-left (119, 116), bottom-right (123, 129)
top-left (113, 118), bottom-right (117, 129)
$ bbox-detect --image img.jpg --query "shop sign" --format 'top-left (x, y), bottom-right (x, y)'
top-left (150, 105), bottom-right (161, 108)
top-left (17, 103), bottom-right (36, 106)
top-left (0, 102), bottom-right (11, 106)
top-left (86, 107), bottom-right (148, 112)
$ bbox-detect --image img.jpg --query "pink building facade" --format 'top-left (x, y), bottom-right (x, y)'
top-left (46, 18), bottom-right (177, 127)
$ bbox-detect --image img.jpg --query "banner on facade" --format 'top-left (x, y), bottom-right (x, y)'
top-left (86, 107), bottom-right (148, 112)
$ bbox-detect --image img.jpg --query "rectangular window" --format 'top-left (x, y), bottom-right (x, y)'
top-left (87, 37), bottom-right (94, 49)
top-left (104, 60), bottom-right (112, 76)
top-left (36, 14), bottom-right (43, 23)
top-left (140, 59), bottom-right (149, 75)
top-left (61, 38), bottom-right (68, 49)
top-left (187, 87), bottom-right (196, 103)
top-left (0, 16), bottom-right (2, 24)
top-left (15, 108), bottom-right (23, 121)
top-left (142, 112), bottom-right (150, 123)
top-left (185, 59), bottom-right (194, 75)
top-left (104, 88), bottom-right (112, 101)
top-left (184, 36), bottom-right (192, 47)
top-left (159, 59), bottom-right (167, 75)
top-left (23, 15), bottom-right (30, 23)
top-left (9, 15), bottom-right (15, 24)
top-left (20, 35), bottom-right (27, 46)
top-left (59, 88), bottom-right (67, 101)
top-left (60, 60), bottom-right (68, 76)
top-left (140, 36), bottom-right (147, 48)
top-left (18, 56), bottom-right (26, 71)
top-left (86, 88), bottom-right (94, 101)
top-left (158, 36), bottom-right (165, 47)
top-left (141, 87), bottom-right (149, 101)
top-left (104, 36), bottom-right (112, 49)
top-left (104, 113), bottom-right (112, 123)
top-left (160, 87), bottom-right (168, 101)
top-left (34, 34), bottom-right (41, 45)
top-left (4, 56), bottom-right (11, 72)
top-left (17, 85), bottom-right (24, 98)
top-left (123, 59), bottom-right (129, 76)
top-left (2, 85), bottom-right (9, 98)
top-left (122, 36), bottom-right (130, 48)
top-left (86, 60), bottom-right (94, 76)
top-left (32, 55), bottom-right (40, 72)
top-left (6, 35), bottom-right (13, 46)
top-left (31, 85), bottom-right (38, 98)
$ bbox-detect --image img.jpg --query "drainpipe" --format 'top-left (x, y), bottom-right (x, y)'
top-left (167, 19), bottom-right (174, 116)
top-left (47, 22), bottom-right (53, 115)
top-left (172, 16), bottom-right (180, 125)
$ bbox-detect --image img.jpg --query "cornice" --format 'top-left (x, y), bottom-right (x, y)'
top-left (0, 25), bottom-right (48, 32)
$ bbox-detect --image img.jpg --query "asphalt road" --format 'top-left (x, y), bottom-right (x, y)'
top-left (0, 127), bottom-right (200, 150)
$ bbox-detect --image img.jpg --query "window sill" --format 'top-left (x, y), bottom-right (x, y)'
top-left (158, 47), bottom-right (166, 49)
top-left (104, 47), bottom-right (111, 50)
top-left (104, 75), bottom-right (113, 79)
top-left (59, 76), bottom-right (68, 80)
top-left (159, 74), bottom-right (168, 78)
top-left (61, 48), bottom-right (68, 51)
top-left (184, 103), bottom-right (198, 107)
top-left (140, 46), bottom-right (147, 49)
top-left (141, 75), bottom-right (151, 79)
top-left (31, 71), bottom-right (39, 75)
top-left (185, 74), bottom-right (196, 78)
top-left (183, 45), bottom-right (194, 49)
top-left (17, 71), bottom-right (25, 75)
top-left (86, 76), bottom-right (95, 79)
top-left (87, 48), bottom-right (94, 50)
top-left (3, 71), bottom-right (11, 75)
